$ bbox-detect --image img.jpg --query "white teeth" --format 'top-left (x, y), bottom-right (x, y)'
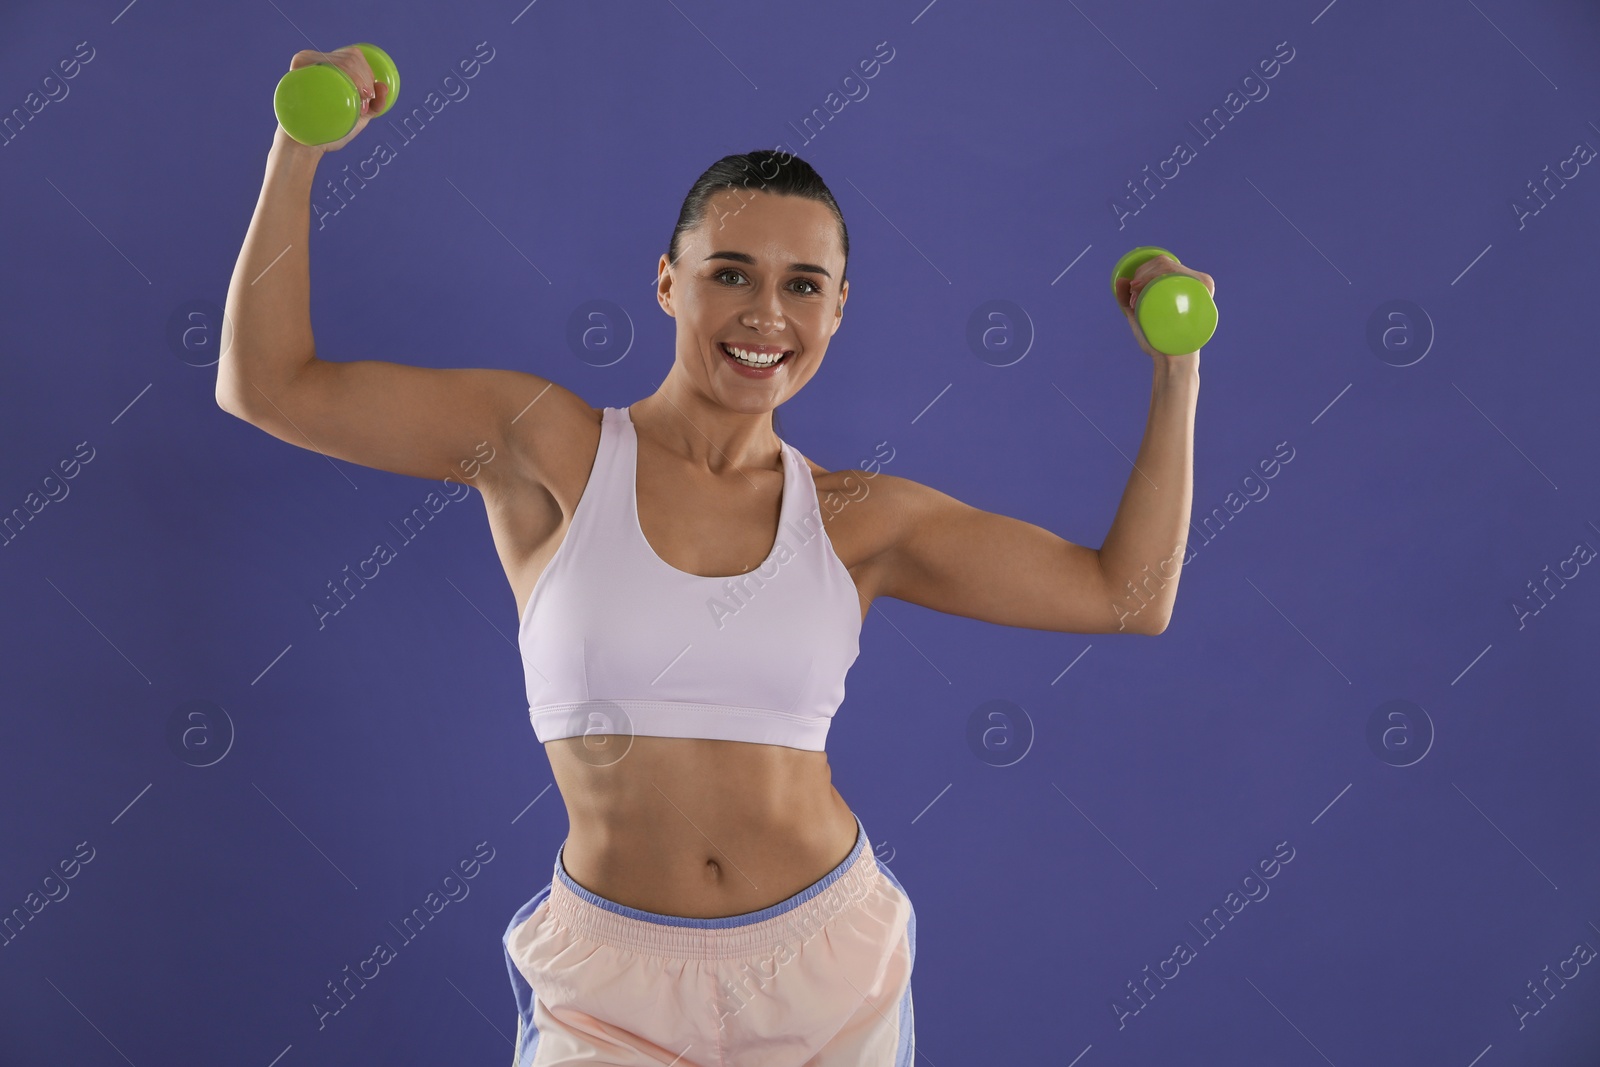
top-left (723, 343), bottom-right (788, 367)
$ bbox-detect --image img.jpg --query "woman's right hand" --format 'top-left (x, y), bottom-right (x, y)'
top-left (283, 46), bottom-right (387, 154)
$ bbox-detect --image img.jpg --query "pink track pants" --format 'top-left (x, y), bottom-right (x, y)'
top-left (502, 812), bottom-right (916, 1066)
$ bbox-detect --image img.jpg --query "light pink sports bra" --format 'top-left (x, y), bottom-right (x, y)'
top-left (518, 405), bottom-right (863, 752)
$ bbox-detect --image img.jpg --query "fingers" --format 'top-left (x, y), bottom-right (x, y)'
top-left (345, 45), bottom-right (377, 100)
top-left (1115, 277), bottom-right (1136, 315)
top-left (1133, 257), bottom-right (1216, 297)
top-left (287, 47), bottom-right (376, 104)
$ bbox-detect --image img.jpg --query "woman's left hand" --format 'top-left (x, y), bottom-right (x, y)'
top-left (1113, 254), bottom-right (1216, 359)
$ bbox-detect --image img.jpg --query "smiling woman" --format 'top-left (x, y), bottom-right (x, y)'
top-left (219, 97), bottom-right (1197, 1060)
top-left (489, 151), bottom-right (933, 1065)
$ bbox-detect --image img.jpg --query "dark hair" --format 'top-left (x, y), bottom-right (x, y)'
top-left (666, 149), bottom-right (849, 287)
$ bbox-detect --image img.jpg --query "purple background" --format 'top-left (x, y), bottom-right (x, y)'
top-left (3, 0), bottom-right (1599, 1063)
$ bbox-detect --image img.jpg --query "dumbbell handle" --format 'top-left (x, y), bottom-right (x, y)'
top-left (273, 43), bottom-right (400, 147)
top-left (1110, 246), bottom-right (1218, 356)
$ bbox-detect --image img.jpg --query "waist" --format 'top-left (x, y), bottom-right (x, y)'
top-left (546, 736), bottom-right (856, 916)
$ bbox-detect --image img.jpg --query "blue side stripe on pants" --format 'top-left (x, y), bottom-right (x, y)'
top-left (504, 882), bottom-right (553, 1067)
top-left (874, 855), bottom-right (917, 1067)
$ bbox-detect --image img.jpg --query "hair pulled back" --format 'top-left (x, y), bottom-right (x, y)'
top-left (666, 149), bottom-right (849, 286)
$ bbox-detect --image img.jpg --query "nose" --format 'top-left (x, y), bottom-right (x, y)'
top-left (739, 283), bottom-right (787, 334)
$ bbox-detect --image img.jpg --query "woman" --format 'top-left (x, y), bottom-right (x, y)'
top-left (221, 47), bottom-right (1209, 1067)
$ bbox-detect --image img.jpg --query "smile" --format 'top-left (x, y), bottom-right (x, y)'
top-left (719, 342), bottom-right (793, 371)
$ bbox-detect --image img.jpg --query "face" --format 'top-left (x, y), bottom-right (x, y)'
top-left (656, 189), bottom-right (848, 412)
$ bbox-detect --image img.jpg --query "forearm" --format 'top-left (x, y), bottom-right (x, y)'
top-left (1099, 354), bottom-right (1199, 632)
top-left (216, 127), bottom-right (324, 412)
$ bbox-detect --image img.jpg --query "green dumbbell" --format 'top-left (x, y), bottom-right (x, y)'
top-left (1110, 246), bottom-right (1218, 356)
top-left (274, 43), bottom-right (400, 147)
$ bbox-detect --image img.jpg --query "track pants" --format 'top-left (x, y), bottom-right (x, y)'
top-left (502, 812), bottom-right (916, 1066)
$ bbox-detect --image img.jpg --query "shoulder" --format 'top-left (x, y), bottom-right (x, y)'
top-left (796, 456), bottom-right (930, 565)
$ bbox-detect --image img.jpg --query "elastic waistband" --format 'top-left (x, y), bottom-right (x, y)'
top-left (547, 812), bottom-right (877, 959)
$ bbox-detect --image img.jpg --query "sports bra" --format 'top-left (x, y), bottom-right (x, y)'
top-left (518, 405), bottom-right (863, 752)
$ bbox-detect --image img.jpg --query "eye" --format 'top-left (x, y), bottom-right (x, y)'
top-left (712, 269), bottom-right (824, 295)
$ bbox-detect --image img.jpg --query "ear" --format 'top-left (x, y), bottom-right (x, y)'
top-left (830, 278), bottom-right (848, 335)
top-left (656, 253), bottom-right (676, 317)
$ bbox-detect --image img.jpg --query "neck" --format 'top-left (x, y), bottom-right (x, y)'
top-left (629, 388), bottom-right (781, 477)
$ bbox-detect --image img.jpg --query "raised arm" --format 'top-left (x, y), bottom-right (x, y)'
top-left (218, 88), bottom-right (584, 489)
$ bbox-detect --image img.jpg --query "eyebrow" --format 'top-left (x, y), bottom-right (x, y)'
top-left (704, 251), bottom-right (832, 280)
